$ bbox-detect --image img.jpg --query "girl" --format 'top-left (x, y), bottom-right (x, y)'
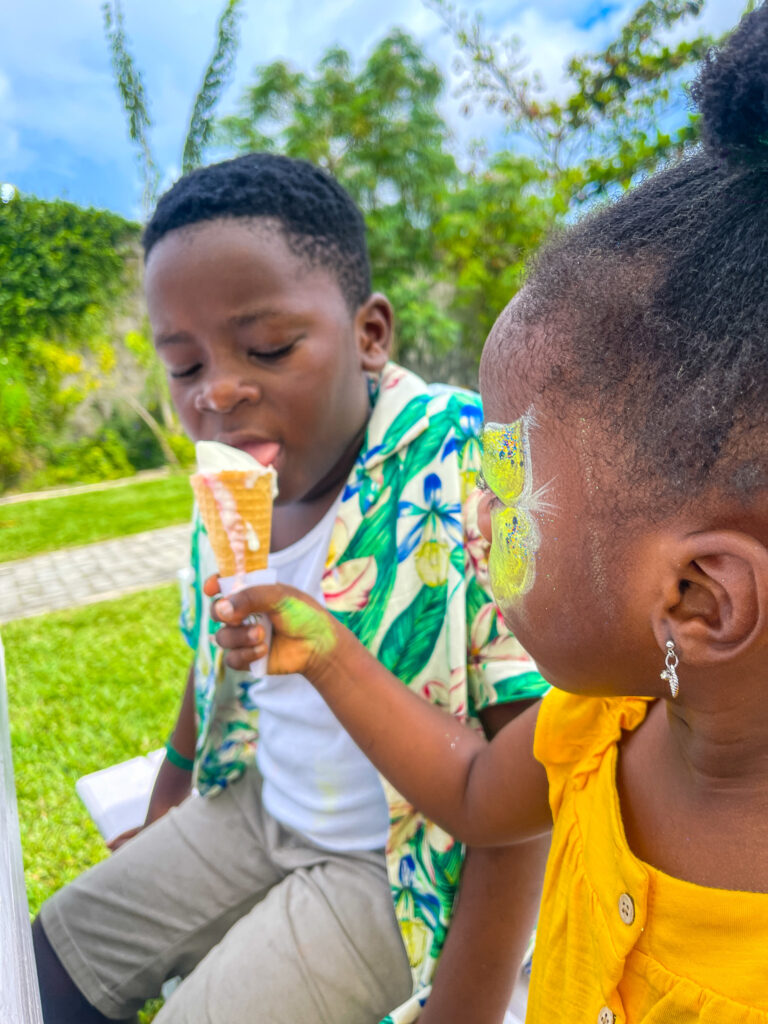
top-left (212, 6), bottom-right (768, 1021)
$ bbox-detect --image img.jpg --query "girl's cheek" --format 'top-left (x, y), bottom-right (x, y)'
top-left (477, 492), bottom-right (494, 544)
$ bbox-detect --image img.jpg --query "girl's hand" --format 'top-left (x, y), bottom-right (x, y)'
top-left (204, 576), bottom-right (343, 679)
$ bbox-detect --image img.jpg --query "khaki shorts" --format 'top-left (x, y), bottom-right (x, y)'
top-left (40, 768), bottom-right (412, 1023)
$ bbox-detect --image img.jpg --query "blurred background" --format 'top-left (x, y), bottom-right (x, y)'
top-left (0, 0), bottom-right (746, 494)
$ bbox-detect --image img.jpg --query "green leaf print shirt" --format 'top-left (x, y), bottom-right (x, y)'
top-left (179, 363), bottom-right (548, 1024)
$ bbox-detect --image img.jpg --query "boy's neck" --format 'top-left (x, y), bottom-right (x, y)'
top-left (271, 484), bottom-right (344, 552)
top-left (270, 418), bottom-right (368, 552)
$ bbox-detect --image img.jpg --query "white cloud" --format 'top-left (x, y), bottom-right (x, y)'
top-left (0, 0), bottom-right (751, 213)
top-left (0, 68), bottom-right (29, 172)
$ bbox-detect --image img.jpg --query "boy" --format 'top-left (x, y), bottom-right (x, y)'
top-left (33, 154), bottom-right (549, 1024)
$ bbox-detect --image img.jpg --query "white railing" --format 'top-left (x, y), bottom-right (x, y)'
top-left (0, 635), bottom-right (44, 1023)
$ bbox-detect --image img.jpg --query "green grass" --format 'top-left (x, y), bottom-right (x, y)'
top-left (4, 585), bottom-right (189, 916)
top-left (0, 473), bottom-right (193, 562)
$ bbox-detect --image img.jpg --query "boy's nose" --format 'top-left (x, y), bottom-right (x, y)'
top-left (193, 377), bottom-right (261, 414)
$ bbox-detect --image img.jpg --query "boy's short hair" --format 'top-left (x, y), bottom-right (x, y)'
top-left (143, 153), bottom-right (372, 311)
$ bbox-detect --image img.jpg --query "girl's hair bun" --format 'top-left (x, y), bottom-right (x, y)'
top-left (691, 3), bottom-right (768, 169)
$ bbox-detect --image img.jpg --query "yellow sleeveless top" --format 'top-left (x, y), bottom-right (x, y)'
top-left (530, 690), bottom-right (768, 1023)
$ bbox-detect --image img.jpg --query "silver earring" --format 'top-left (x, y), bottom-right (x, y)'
top-left (660, 640), bottom-right (679, 699)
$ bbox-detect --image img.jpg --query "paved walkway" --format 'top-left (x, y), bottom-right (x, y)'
top-left (0, 468), bottom-right (172, 507)
top-left (0, 524), bottom-right (191, 624)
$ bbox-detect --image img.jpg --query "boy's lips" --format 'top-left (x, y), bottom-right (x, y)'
top-left (221, 437), bottom-right (282, 467)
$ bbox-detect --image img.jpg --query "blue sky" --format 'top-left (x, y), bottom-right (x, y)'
top-left (0, 0), bottom-right (739, 220)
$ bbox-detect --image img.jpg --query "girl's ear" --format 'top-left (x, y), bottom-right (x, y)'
top-left (355, 293), bottom-right (393, 372)
top-left (652, 531), bottom-right (768, 666)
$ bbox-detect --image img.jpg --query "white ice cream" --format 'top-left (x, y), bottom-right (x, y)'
top-left (195, 441), bottom-right (278, 498)
top-left (193, 440), bottom-right (279, 678)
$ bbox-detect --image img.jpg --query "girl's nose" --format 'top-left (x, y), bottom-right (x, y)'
top-left (477, 490), bottom-right (494, 544)
top-left (193, 376), bottom-right (261, 415)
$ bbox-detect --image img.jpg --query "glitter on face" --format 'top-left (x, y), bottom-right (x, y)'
top-left (480, 417), bottom-right (541, 604)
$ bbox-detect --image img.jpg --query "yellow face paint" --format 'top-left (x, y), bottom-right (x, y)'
top-left (480, 417), bottom-right (541, 604)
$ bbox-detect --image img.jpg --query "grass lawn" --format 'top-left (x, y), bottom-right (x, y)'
top-left (4, 584), bottom-right (188, 913)
top-left (0, 473), bottom-right (193, 563)
top-left (4, 585), bottom-right (189, 1020)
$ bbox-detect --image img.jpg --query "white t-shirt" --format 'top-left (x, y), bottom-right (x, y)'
top-left (243, 498), bottom-right (389, 852)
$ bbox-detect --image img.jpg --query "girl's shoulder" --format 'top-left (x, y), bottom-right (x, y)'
top-left (534, 691), bottom-right (652, 808)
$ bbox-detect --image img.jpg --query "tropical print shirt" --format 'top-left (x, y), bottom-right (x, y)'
top-left (179, 362), bottom-right (547, 1023)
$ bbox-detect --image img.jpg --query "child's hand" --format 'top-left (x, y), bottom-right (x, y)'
top-left (107, 826), bottom-right (141, 852)
top-left (204, 576), bottom-right (343, 679)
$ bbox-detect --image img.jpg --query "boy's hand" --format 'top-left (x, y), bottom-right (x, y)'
top-left (204, 576), bottom-right (343, 679)
top-left (106, 756), bottom-right (193, 852)
top-left (107, 826), bottom-right (141, 852)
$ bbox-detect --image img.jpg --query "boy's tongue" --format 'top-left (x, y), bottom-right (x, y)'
top-left (238, 440), bottom-right (280, 467)
top-left (195, 441), bottom-right (279, 493)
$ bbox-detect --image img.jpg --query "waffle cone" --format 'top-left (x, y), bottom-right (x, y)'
top-left (191, 470), bottom-right (273, 576)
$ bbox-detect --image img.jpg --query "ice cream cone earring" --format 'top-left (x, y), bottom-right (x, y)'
top-left (660, 640), bottom-right (679, 698)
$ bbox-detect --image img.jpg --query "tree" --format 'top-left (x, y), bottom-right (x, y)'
top-left (434, 152), bottom-right (557, 359)
top-left (426, 0), bottom-right (722, 204)
top-left (218, 31), bottom-right (463, 365)
top-left (93, 0), bottom-right (245, 481)
top-left (102, 0), bottom-right (245, 218)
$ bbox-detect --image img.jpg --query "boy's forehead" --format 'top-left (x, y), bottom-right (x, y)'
top-left (150, 216), bottom-right (293, 262)
top-left (146, 217), bottom-right (344, 303)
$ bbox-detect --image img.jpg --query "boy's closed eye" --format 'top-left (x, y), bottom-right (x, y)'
top-left (167, 336), bottom-right (303, 379)
top-left (246, 338), bottom-right (303, 362)
top-left (170, 363), bottom-right (203, 380)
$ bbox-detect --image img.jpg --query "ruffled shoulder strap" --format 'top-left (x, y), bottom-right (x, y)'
top-left (534, 690), bottom-right (652, 818)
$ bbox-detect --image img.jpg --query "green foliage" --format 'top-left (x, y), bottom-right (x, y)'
top-left (426, 0), bottom-right (720, 203)
top-left (216, 4), bottom-right (743, 373)
top-left (165, 432), bottom-right (196, 468)
top-left (219, 30), bottom-right (562, 372)
top-left (0, 193), bottom-right (138, 341)
top-left (0, 473), bottom-right (193, 562)
top-left (33, 429), bottom-right (136, 488)
top-left (4, 2), bottom-right (741, 490)
top-left (0, 194), bottom-right (140, 489)
top-left (182, 0), bottom-right (245, 173)
top-left (219, 31), bottom-right (462, 364)
top-left (102, 0), bottom-right (244, 215)
top-left (434, 152), bottom-right (558, 351)
top-left (102, 1), bottom-right (159, 216)
top-left (0, 193), bottom-right (189, 491)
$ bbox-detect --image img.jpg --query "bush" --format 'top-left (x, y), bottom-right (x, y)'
top-left (0, 193), bottom-right (140, 491)
top-left (166, 432), bottom-right (195, 468)
top-left (26, 430), bottom-right (136, 489)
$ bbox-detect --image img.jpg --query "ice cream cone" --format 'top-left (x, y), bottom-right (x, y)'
top-left (191, 470), bottom-right (274, 577)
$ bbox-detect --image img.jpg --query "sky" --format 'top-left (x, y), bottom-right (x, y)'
top-left (0, 0), bottom-right (740, 220)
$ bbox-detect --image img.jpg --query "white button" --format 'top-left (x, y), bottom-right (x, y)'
top-left (598, 1008), bottom-right (615, 1024)
top-left (618, 892), bottom-right (635, 925)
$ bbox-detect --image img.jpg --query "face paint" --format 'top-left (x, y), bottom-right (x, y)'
top-left (480, 416), bottom-right (541, 605)
top-left (276, 595), bottom-right (337, 656)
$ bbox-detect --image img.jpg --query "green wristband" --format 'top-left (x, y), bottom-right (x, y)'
top-left (165, 739), bottom-right (194, 772)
